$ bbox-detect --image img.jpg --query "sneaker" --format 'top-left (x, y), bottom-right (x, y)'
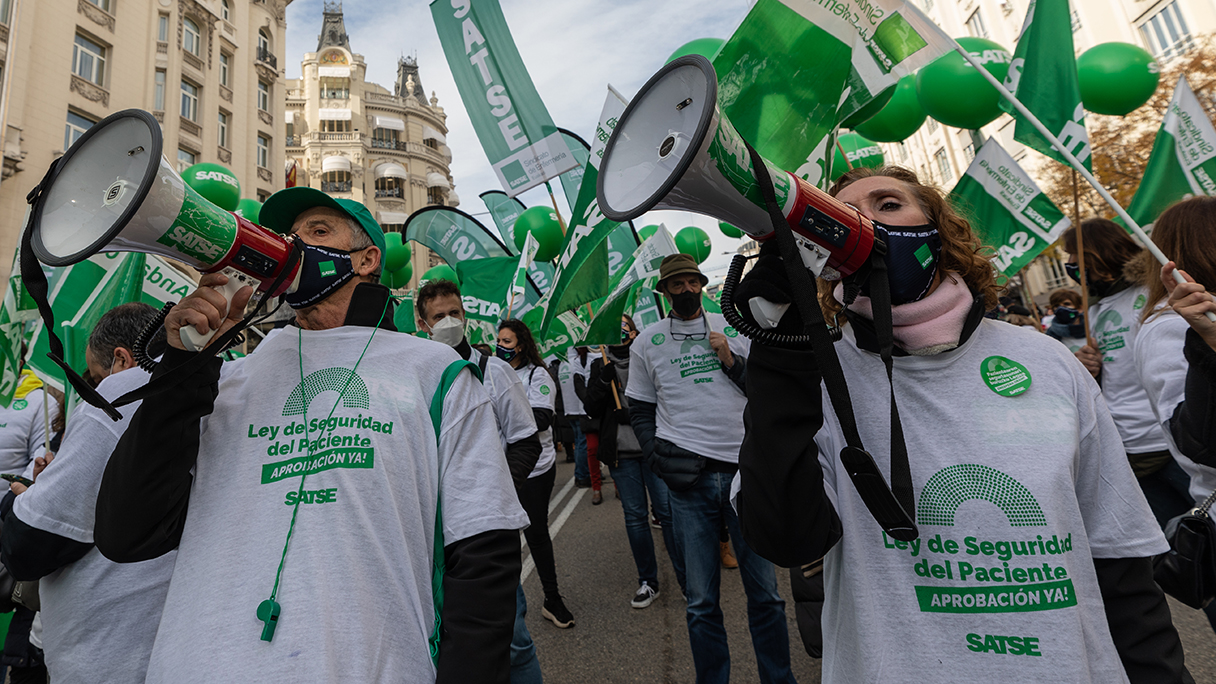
top-left (631, 582), bottom-right (660, 609)
top-left (574, 477), bottom-right (592, 489)
top-left (720, 541), bottom-right (738, 569)
top-left (591, 490), bottom-right (603, 505)
top-left (542, 595), bottom-right (575, 628)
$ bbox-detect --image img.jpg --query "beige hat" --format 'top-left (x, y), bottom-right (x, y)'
top-left (657, 253), bottom-right (708, 288)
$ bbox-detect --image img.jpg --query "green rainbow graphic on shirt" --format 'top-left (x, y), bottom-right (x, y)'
top-left (878, 463), bottom-right (1078, 617)
top-left (244, 367), bottom-right (393, 485)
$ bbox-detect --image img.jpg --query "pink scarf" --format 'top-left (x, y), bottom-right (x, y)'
top-left (834, 273), bottom-right (974, 355)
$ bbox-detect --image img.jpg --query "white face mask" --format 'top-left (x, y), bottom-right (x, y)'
top-left (428, 316), bottom-right (465, 348)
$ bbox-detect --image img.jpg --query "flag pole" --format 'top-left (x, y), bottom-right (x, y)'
top-left (545, 181), bottom-right (568, 235)
top-left (1071, 170), bottom-right (1097, 348)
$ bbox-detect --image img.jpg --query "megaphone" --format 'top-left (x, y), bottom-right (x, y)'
top-left (597, 55), bottom-right (876, 279)
top-left (26, 109), bottom-right (300, 351)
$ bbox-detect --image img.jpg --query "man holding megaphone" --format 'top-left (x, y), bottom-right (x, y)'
top-left (92, 187), bottom-right (530, 684)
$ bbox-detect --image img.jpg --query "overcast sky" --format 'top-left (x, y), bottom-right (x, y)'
top-left (284, 0), bottom-right (755, 279)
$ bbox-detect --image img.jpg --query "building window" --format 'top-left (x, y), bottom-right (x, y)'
top-left (375, 177), bottom-right (404, 198)
top-left (0, 0), bottom-right (11, 25)
top-left (72, 34), bottom-right (106, 86)
top-left (321, 170), bottom-right (351, 193)
top-left (257, 81), bottom-right (270, 112)
top-left (256, 135), bottom-right (269, 168)
top-left (1140, 1), bottom-right (1192, 60)
top-left (84, 0), bottom-right (110, 12)
top-left (258, 30), bottom-right (270, 55)
top-left (154, 70), bottom-right (166, 111)
top-left (927, 118), bottom-right (939, 134)
top-left (180, 80), bottom-right (199, 122)
top-left (183, 18), bottom-right (201, 57)
top-left (178, 148), bottom-right (196, 169)
top-left (321, 119), bottom-right (351, 133)
top-left (319, 78), bottom-right (349, 100)
top-left (1071, 9), bottom-right (1082, 33)
top-left (219, 53), bottom-right (230, 87)
top-left (372, 128), bottom-right (401, 149)
top-left (218, 111), bottom-right (229, 148)
top-left (64, 111), bottom-right (95, 151)
top-left (381, 223), bottom-right (404, 234)
top-left (966, 10), bottom-right (988, 39)
top-left (221, 0), bottom-right (231, 21)
top-left (427, 187), bottom-right (445, 205)
top-left (963, 144), bottom-right (975, 163)
top-left (158, 14), bottom-right (169, 42)
top-left (934, 148), bottom-right (952, 180)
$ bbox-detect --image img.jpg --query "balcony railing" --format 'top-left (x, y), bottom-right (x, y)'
top-left (371, 138), bottom-right (406, 150)
top-left (285, 135), bottom-right (302, 147)
top-left (256, 46), bottom-right (277, 70)
top-left (321, 181), bottom-right (352, 193)
top-left (375, 187), bottom-right (403, 198)
top-left (310, 131), bottom-right (359, 142)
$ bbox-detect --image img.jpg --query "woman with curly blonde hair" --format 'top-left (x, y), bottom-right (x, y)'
top-left (734, 166), bottom-right (1190, 684)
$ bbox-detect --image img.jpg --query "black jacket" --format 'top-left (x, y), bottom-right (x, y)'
top-left (1171, 329), bottom-right (1216, 469)
top-left (582, 357), bottom-right (637, 469)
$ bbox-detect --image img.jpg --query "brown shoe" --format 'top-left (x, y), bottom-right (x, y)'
top-left (591, 490), bottom-right (603, 505)
top-left (720, 541), bottom-right (738, 569)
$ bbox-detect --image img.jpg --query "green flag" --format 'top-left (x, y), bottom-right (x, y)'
top-left (713, 0), bottom-right (950, 182)
top-left (405, 206), bottom-right (512, 264)
top-left (479, 190), bottom-right (557, 294)
top-left (1001, 0), bottom-right (1091, 171)
top-left (430, 0), bottom-right (578, 196)
top-left (508, 232), bottom-right (540, 317)
top-left (581, 227), bottom-right (679, 346)
top-left (1127, 76), bottom-right (1216, 226)
top-left (455, 256), bottom-right (518, 346)
top-left (949, 140), bottom-right (1071, 277)
top-left (0, 247), bottom-right (39, 406)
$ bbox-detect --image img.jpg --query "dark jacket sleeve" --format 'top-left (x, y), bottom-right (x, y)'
top-left (531, 408), bottom-right (553, 433)
top-left (628, 400), bottom-right (657, 463)
top-left (723, 352), bottom-right (747, 394)
top-left (0, 491), bottom-right (92, 581)
top-left (1170, 329), bottom-right (1216, 469)
top-left (436, 528), bottom-right (522, 684)
top-left (737, 343), bottom-right (841, 568)
top-left (573, 373), bottom-right (588, 405)
top-left (504, 433), bottom-right (541, 489)
top-left (583, 360), bottom-right (609, 418)
top-left (94, 346), bottom-right (222, 563)
top-left (1095, 556), bottom-right (1194, 684)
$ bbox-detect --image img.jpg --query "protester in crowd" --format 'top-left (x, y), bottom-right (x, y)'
top-left (0, 302), bottom-right (174, 683)
top-left (1126, 196), bottom-right (1216, 632)
top-left (1064, 219), bottom-right (1194, 528)
top-left (734, 166), bottom-right (1190, 684)
top-left (497, 319), bottom-right (576, 630)
top-left (549, 357), bottom-right (576, 464)
top-left (572, 347), bottom-right (610, 504)
top-left (558, 348), bottom-right (598, 496)
top-left (416, 279), bottom-right (546, 683)
top-left (93, 189), bottom-right (529, 683)
top-left (1044, 287), bottom-right (1088, 352)
top-left (627, 254), bottom-right (796, 684)
top-left (584, 315), bottom-right (684, 608)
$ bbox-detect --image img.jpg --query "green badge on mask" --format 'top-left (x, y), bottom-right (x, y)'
top-left (914, 243), bottom-right (935, 269)
top-left (981, 356), bottom-right (1032, 397)
top-left (318, 261), bottom-right (337, 278)
top-left (652, 333), bottom-right (665, 345)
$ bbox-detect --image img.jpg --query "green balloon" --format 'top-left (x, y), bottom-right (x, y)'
top-left (832, 132), bottom-right (885, 181)
top-left (513, 206), bottom-right (564, 262)
top-left (854, 75), bottom-right (926, 142)
top-left (916, 37), bottom-right (1012, 130)
top-left (639, 225), bottom-right (660, 241)
top-left (233, 198), bottom-right (263, 224)
top-left (840, 86), bottom-right (895, 129)
top-left (667, 38), bottom-right (725, 64)
top-left (383, 232), bottom-right (410, 272)
top-left (421, 264), bottom-right (459, 288)
top-left (183, 162), bottom-right (241, 211)
top-left (380, 262), bottom-right (412, 289)
top-left (675, 226), bottom-right (712, 264)
top-left (1078, 42), bottom-right (1159, 116)
top-left (719, 222), bottom-right (744, 239)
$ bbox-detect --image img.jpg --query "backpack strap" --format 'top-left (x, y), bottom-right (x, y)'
top-left (427, 359), bottom-right (483, 666)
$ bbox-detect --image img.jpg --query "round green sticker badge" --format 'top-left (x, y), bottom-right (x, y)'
top-left (540, 385), bottom-right (551, 395)
top-left (981, 356), bottom-right (1032, 397)
top-left (12, 399), bottom-right (27, 410)
top-left (724, 326), bottom-right (739, 338)
top-left (651, 333), bottom-right (665, 345)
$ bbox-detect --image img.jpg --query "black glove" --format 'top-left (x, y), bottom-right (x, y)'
top-left (733, 240), bottom-right (806, 335)
top-left (600, 362), bottom-right (618, 386)
top-left (614, 407), bottom-right (630, 425)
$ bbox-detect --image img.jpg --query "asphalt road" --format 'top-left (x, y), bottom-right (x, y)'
top-left (521, 459), bottom-right (1216, 684)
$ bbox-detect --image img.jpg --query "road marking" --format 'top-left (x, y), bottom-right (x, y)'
top-left (521, 481), bottom-right (587, 583)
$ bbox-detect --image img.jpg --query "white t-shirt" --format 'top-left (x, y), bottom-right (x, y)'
top-left (557, 359), bottom-right (585, 417)
top-left (1088, 286), bottom-right (1169, 454)
top-left (808, 320), bottom-right (1166, 684)
top-left (144, 327), bottom-right (529, 683)
top-left (470, 349), bottom-right (537, 450)
top-left (12, 367), bottom-right (176, 684)
top-left (1134, 305), bottom-right (1216, 504)
top-left (626, 313), bottom-right (750, 464)
top-left (515, 363), bottom-right (556, 478)
top-left (0, 384), bottom-right (58, 478)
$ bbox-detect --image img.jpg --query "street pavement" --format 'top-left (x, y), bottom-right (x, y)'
top-left (522, 459), bottom-right (1216, 684)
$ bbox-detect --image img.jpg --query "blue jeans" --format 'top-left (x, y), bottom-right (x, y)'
top-left (670, 471), bottom-right (796, 684)
top-left (572, 420), bottom-right (589, 481)
top-left (510, 583), bottom-right (543, 684)
top-left (609, 456), bottom-right (686, 592)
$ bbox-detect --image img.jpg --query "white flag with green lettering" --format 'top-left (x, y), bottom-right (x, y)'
top-left (949, 140), bottom-right (1070, 277)
top-left (1127, 76), bottom-right (1216, 226)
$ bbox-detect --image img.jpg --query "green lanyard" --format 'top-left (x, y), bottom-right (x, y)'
top-left (257, 304), bottom-right (386, 642)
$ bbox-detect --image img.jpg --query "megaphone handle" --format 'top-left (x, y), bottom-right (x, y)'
top-left (180, 267), bottom-right (258, 352)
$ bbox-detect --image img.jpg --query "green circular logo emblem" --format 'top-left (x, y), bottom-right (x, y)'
top-left (1133, 294), bottom-right (1147, 310)
top-left (539, 385), bottom-right (551, 395)
top-left (981, 356), bottom-right (1032, 397)
top-left (651, 333), bottom-right (665, 345)
top-left (724, 326), bottom-right (739, 338)
top-left (12, 399), bottom-right (27, 410)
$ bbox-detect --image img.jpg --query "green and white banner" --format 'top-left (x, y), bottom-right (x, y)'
top-left (949, 140), bottom-right (1070, 277)
top-left (1001, 0), bottom-right (1092, 171)
top-left (431, 0), bottom-right (578, 196)
top-left (454, 256), bottom-right (518, 346)
top-left (582, 226), bottom-right (678, 346)
top-left (508, 232), bottom-right (539, 316)
top-left (0, 247), bottom-right (39, 406)
top-left (714, 0), bottom-right (950, 180)
top-left (1127, 76), bottom-right (1216, 226)
top-left (479, 190), bottom-right (557, 294)
top-left (404, 206), bottom-right (513, 264)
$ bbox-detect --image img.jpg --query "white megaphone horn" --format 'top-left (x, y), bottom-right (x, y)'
top-left (597, 55), bottom-right (876, 279)
top-left (25, 109), bottom-right (301, 352)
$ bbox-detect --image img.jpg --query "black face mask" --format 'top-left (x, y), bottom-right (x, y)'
top-left (495, 345), bottom-right (518, 363)
top-left (867, 222), bottom-right (942, 306)
top-left (1052, 306), bottom-right (1087, 339)
top-left (669, 291), bottom-right (701, 317)
top-left (282, 241), bottom-right (357, 309)
top-left (1065, 262), bottom-right (1116, 298)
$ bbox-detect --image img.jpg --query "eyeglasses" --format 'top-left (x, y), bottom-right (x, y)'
top-left (669, 316), bottom-right (709, 341)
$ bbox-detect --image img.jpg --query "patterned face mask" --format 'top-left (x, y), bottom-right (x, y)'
top-left (282, 241), bottom-right (356, 310)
